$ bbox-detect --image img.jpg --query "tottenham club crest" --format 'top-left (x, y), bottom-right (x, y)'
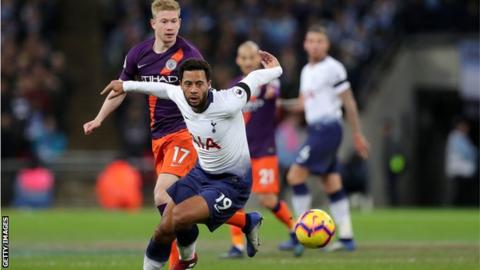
top-left (211, 121), bottom-right (217, 133)
top-left (166, 59), bottom-right (177, 71)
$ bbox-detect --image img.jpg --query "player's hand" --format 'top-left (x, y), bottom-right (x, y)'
top-left (353, 132), bottom-right (370, 159)
top-left (259, 50), bottom-right (280, 69)
top-left (83, 119), bottom-right (101, 135)
top-left (264, 84), bottom-right (277, 99)
top-left (100, 80), bottom-right (125, 99)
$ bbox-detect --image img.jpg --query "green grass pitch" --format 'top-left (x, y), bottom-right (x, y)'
top-left (3, 208), bottom-right (479, 270)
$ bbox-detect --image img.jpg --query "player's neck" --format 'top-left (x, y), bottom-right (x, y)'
top-left (192, 99), bottom-right (209, 113)
top-left (308, 55), bottom-right (327, 64)
top-left (153, 38), bottom-right (175, 54)
top-left (191, 92), bottom-right (211, 113)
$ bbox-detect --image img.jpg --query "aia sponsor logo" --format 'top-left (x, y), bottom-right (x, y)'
top-left (191, 134), bottom-right (221, 150)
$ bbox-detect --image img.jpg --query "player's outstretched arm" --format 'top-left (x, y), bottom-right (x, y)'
top-left (83, 82), bottom-right (127, 135)
top-left (100, 80), bottom-right (176, 100)
top-left (339, 89), bottom-right (370, 159)
top-left (279, 95), bottom-right (305, 113)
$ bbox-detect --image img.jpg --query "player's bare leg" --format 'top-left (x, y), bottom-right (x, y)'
top-left (169, 196), bottom-right (210, 270)
top-left (153, 173), bottom-right (182, 269)
top-left (154, 174), bottom-right (179, 208)
top-left (257, 193), bottom-right (295, 237)
top-left (257, 192), bottom-right (302, 256)
top-left (145, 196), bottom-right (207, 270)
top-left (144, 201), bottom-right (177, 270)
top-left (283, 164), bottom-right (313, 256)
top-left (320, 173), bottom-right (355, 251)
top-left (287, 164), bottom-right (311, 217)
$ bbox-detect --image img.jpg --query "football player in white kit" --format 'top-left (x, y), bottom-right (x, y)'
top-left (286, 25), bottom-right (370, 252)
top-left (101, 51), bottom-right (282, 270)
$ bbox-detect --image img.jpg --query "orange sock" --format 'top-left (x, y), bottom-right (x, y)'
top-left (272, 200), bottom-right (295, 231)
top-left (226, 210), bottom-right (246, 229)
top-left (168, 240), bottom-right (179, 269)
top-left (230, 225), bottom-right (245, 249)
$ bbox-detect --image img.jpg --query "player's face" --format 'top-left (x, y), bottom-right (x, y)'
top-left (151, 10), bottom-right (181, 44)
top-left (304, 31), bottom-right (330, 60)
top-left (236, 47), bottom-right (261, 75)
top-left (181, 70), bottom-right (211, 110)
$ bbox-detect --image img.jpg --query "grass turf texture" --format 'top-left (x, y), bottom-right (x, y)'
top-left (3, 208), bottom-right (479, 270)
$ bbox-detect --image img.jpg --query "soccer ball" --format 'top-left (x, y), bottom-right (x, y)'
top-left (294, 209), bottom-right (336, 248)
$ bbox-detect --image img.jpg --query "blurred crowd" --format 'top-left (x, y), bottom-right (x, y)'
top-left (99, 0), bottom-right (404, 157)
top-left (100, 0), bottom-right (402, 97)
top-left (99, 0), bottom-right (477, 157)
top-left (1, 0), bottom-right (71, 163)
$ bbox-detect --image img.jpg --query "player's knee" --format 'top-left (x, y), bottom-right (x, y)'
top-left (287, 167), bottom-right (306, 185)
top-left (154, 189), bottom-right (169, 206)
top-left (258, 194), bottom-right (277, 209)
top-left (172, 207), bottom-right (193, 231)
top-left (322, 174), bottom-right (343, 193)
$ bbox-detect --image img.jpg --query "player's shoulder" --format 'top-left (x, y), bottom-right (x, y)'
top-left (213, 86), bottom-right (246, 101)
top-left (324, 56), bottom-right (347, 71)
top-left (126, 37), bottom-right (155, 59)
top-left (129, 37), bottom-right (155, 53)
top-left (177, 36), bottom-right (203, 58)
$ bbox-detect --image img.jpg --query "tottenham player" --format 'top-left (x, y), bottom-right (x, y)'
top-left (83, 1), bottom-right (249, 267)
top-left (286, 25), bottom-right (369, 252)
top-left (102, 51), bottom-right (282, 269)
top-left (220, 41), bottom-right (302, 259)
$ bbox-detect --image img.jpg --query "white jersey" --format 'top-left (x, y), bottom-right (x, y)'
top-left (124, 66), bottom-right (283, 177)
top-left (300, 56), bottom-right (350, 125)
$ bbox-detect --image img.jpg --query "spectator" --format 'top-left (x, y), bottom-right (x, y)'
top-left (13, 157), bottom-right (55, 208)
top-left (96, 160), bottom-right (143, 211)
top-left (1, 0), bottom-right (69, 160)
top-left (382, 120), bottom-right (405, 206)
top-left (445, 118), bottom-right (479, 206)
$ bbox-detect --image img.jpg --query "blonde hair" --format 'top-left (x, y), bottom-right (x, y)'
top-left (151, 0), bottom-right (181, 18)
top-left (307, 24), bottom-right (329, 37)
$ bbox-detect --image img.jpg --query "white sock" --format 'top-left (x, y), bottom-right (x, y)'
top-left (177, 241), bottom-right (196, 261)
top-left (143, 254), bottom-right (165, 270)
top-left (234, 244), bottom-right (245, 251)
top-left (329, 197), bottom-right (354, 239)
top-left (292, 194), bottom-right (312, 217)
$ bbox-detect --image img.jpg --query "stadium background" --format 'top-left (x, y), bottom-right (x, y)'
top-left (1, 0), bottom-right (479, 269)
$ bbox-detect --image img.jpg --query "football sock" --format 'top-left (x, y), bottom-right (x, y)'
top-left (226, 211), bottom-right (246, 229)
top-left (176, 225), bottom-right (199, 261)
top-left (144, 238), bottom-right (169, 270)
top-left (328, 190), bottom-right (354, 239)
top-left (168, 240), bottom-right (179, 270)
top-left (291, 183), bottom-right (312, 217)
top-left (229, 225), bottom-right (245, 250)
top-left (143, 256), bottom-right (164, 270)
top-left (271, 200), bottom-right (295, 231)
top-left (241, 213), bottom-right (252, 234)
top-left (155, 203), bottom-right (179, 269)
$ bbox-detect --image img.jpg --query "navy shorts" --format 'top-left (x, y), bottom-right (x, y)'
top-left (167, 165), bottom-right (251, 232)
top-left (295, 120), bottom-right (343, 175)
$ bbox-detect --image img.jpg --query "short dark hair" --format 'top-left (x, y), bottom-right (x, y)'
top-left (179, 58), bottom-right (212, 81)
top-left (307, 24), bottom-right (329, 37)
